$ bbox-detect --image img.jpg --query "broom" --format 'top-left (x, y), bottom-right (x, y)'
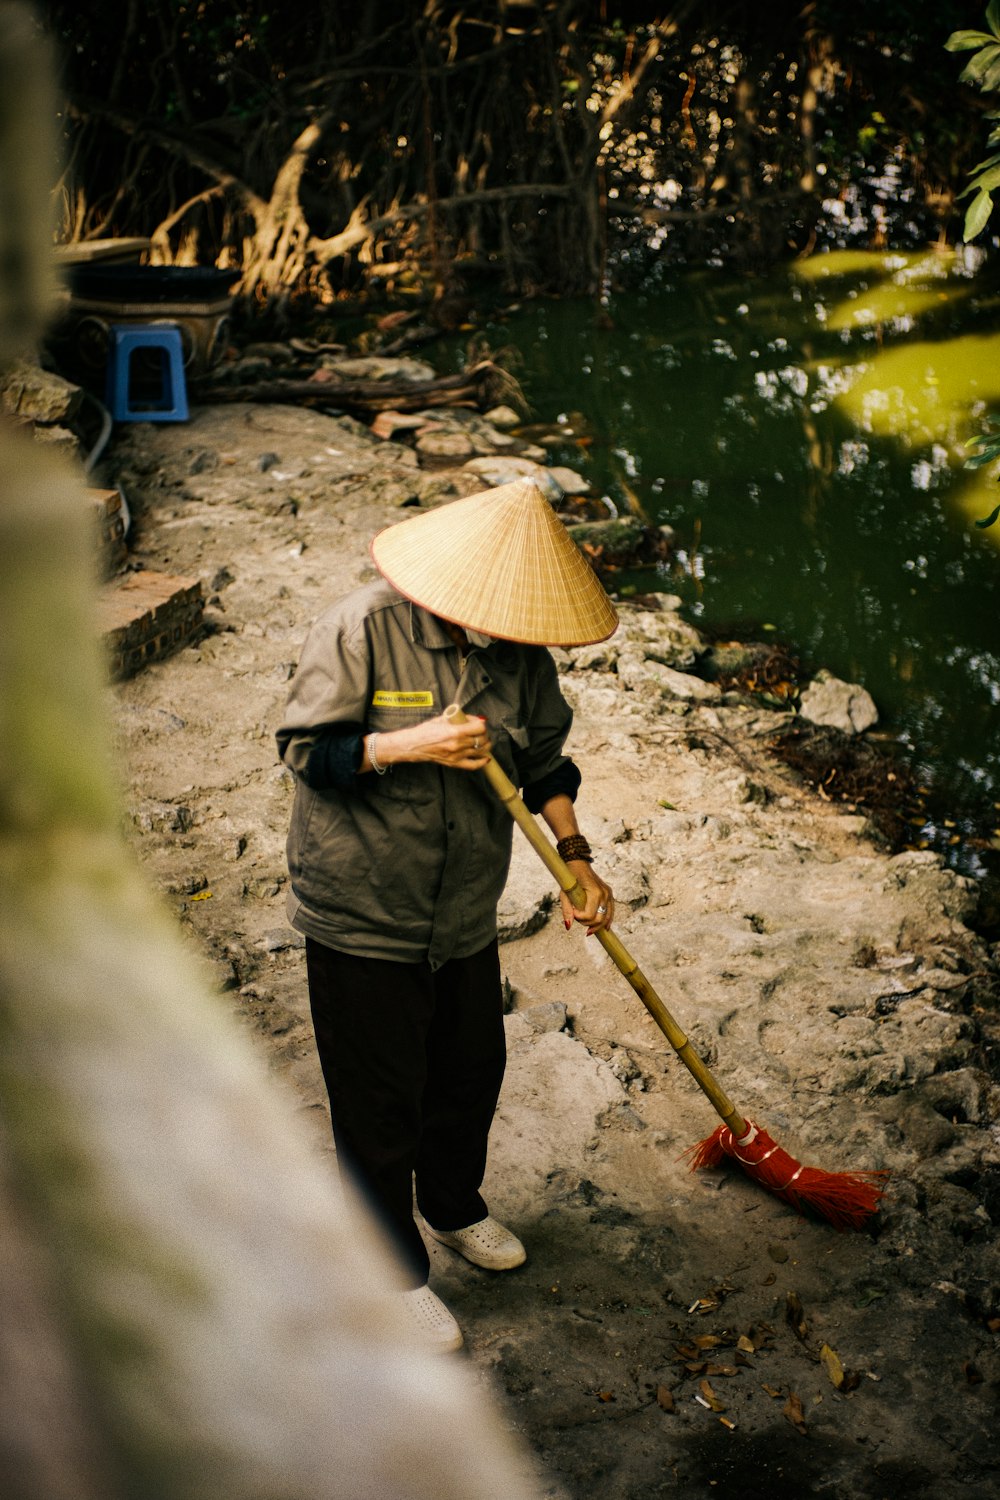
top-left (445, 706), bottom-right (888, 1231)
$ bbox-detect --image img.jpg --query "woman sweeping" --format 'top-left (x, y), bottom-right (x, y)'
top-left (277, 477), bottom-right (619, 1352)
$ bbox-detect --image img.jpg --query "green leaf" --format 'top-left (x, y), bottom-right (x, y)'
top-left (975, 503), bottom-right (1000, 528)
top-left (945, 29), bottom-right (996, 51)
top-left (969, 162), bottom-right (1000, 193)
top-left (989, 0), bottom-right (1000, 35)
top-left (964, 188), bottom-right (994, 240)
top-left (960, 43), bottom-right (1000, 84)
top-left (964, 448), bottom-right (999, 467)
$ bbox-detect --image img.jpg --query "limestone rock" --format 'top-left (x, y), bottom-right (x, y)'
top-left (132, 801), bottom-right (193, 834)
top-left (415, 429), bottom-right (475, 464)
top-left (800, 669), bottom-right (878, 734)
top-left (259, 929), bottom-right (305, 953)
top-left (412, 470), bottom-right (488, 506)
top-left (461, 455), bottom-right (563, 502)
top-left (616, 604), bottom-right (705, 668)
top-left (412, 407), bottom-right (517, 453)
top-left (564, 641), bottom-right (620, 673)
top-left (618, 650), bottom-right (721, 702)
top-left (482, 405), bottom-right (521, 429)
top-left (559, 680), bottom-right (643, 719)
top-left (372, 476), bottom-right (423, 506)
top-left (602, 847), bottom-right (649, 908)
top-left (519, 1001), bottom-right (568, 1034)
top-left (1, 358), bottom-right (82, 424)
top-left (497, 837), bottom-right (555, 942)
top-left (546, 465), bottom-right (591, 496)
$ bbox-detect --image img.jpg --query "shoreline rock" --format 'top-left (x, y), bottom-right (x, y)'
top-left (800, 667), bottom-right (879, 735)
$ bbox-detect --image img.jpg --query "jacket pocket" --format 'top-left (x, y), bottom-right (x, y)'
top-left (366, 706), bottom-right (439, 802)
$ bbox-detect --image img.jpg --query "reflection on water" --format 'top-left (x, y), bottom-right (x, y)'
top-left (459, 249), bottom-right (1000, 876)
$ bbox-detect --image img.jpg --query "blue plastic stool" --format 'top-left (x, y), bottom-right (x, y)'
top-left (105, 323), bottom-right (189, 422)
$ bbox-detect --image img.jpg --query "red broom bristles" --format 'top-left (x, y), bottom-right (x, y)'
top-left (687, 1121), bottom-right (889, 1232)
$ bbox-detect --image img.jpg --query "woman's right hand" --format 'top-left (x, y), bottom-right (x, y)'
top-left (363, 714), bottom-right (492, 772)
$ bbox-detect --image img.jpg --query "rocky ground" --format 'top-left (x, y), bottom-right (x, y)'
top-left (99, 395), bottom-right (999, 1500)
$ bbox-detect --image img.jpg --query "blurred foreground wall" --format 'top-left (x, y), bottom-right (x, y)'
top-left (0, 8), bottom-right (545, 1497)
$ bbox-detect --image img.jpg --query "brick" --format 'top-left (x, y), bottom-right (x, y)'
top-left (96, 570), bottom-right (204, 680)
top-left (87, 486), bottom-right (128, 578)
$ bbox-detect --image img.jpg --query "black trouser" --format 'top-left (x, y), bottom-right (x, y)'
top-left (305, 936), bottom-right (506, 1288)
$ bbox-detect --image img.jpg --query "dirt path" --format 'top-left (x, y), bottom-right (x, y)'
top-left (105, 402), bottom-right (999, 1500)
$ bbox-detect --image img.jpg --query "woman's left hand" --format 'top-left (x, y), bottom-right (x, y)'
top-left (559, 861), bottom-right (615, 936)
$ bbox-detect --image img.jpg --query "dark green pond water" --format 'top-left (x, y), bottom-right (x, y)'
top-left (452, 250), bottom-right (1000, 879)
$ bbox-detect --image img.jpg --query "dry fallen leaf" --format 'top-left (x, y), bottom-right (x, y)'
top-left (656, 1385), bottom-right (676, 1413)
top-left (786, 1291), bottom-right (809, 1343)
top-left (699, 1379), bottom-right (726, 1413)
top-left (737, 1334), bottom-right (756, 1354)
top-left (820, 1342), bottom-right (846, 1390)
top-left (705, 1363), bottom-right (739, 1378)
top-left (694, 1334), bottom-right (725, 1349)
top-left (597, 1390), bottom-right (616, 1403)
top-left (783, 1391), bottom-right (808, 1435)
top-left (761, 1384), bottom-right (783, 1399)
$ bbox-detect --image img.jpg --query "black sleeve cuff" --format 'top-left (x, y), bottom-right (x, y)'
top-left (302, 727), bottom-right (365, 791)
top-left (522, 758), bottom-right (581, 814)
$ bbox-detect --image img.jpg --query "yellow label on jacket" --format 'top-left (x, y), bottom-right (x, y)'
top-left (372, 690), bottom-right (435, 708)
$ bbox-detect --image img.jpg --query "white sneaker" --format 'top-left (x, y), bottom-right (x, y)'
top-left (400, 1284), bottom-right (464, 1352)
top-left (424, 1215), bottom-right (527, 1271)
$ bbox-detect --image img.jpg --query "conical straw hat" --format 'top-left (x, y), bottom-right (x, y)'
top-left (370, 477), bottom-right (619, 646)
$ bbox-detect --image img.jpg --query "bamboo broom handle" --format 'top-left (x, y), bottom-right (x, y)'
top-left (444, 705), bottom-right (748, 1137)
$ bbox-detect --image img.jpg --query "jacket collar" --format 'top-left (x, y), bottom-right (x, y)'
top-left (408, 602), bottom-right (520, 676)
top-left (409, 603), bottom-right (455, 650)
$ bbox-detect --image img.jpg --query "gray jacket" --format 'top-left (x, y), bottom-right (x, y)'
top-left (277, 580), bottom-right (576, 968)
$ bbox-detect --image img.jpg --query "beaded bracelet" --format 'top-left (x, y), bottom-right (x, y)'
top-left (366, 732), bottom-right (388, 775)
top-left (556, 834), bottom-right (593, 864)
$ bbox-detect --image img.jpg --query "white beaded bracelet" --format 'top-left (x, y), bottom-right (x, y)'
top-left (366, 731), bottom-right (388, 775)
